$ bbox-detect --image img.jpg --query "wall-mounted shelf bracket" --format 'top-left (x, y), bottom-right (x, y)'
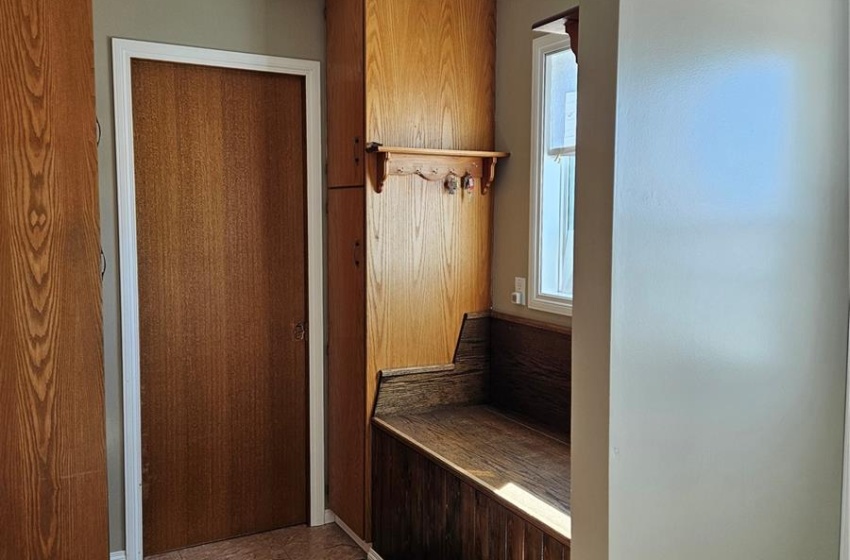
top-left (366, 143), bottom-right (509, 194)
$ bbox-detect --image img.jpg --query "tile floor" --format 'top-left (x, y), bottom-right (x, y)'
top-left (146, 524), bottom-right (366, 560)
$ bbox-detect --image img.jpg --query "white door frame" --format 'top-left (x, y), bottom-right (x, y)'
top-left (843, 314), bottom-right (849, 560)
top-left (113, 38), bottom-right (325, 560)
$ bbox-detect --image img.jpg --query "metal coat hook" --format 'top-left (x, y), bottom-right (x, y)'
top-left (463, 173), bottom-right (475, 195)
top-left (445, 173), bottom-right (460, 195)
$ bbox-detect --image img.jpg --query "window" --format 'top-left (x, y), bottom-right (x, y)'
top-left (529, 34), bottom-right (577, 316)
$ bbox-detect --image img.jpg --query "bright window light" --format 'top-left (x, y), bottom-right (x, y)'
top-left (529, 34), bottom-right (577, 316)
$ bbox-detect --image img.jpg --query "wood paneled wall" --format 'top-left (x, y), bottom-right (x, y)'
top-left (327, 0), bottom-right (498, 539)
top-left (327, 0), bottom-right (365, 187)
top-left (364, 0), bottom-right (496, 150)
top-left (364, 0), bottom-right (497, 388)
top-left (373, 313), bottom-right (490, 417)
top-left (490, 314), bottom-right (571, 441)
top-left (373, 427), bottom-right (569, 560)
top-left (363, 0), bottom-right (497, 537)
top-left (0, 0), bottom-right (108, 557)
top-left (365, 180), bottom-right (493, 395)
top-left (327, 187), bottom-right (368, 536)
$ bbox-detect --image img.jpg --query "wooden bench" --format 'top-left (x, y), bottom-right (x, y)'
top-left (371, 313), bottom-right (571, 560)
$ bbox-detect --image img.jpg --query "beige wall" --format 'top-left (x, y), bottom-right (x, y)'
top-left (92, 0), bottom-right (325, 551)
top-left (493, 0), bottom-right (577, 328)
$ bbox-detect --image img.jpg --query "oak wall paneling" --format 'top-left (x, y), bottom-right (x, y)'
top-left (327, 0), bottom-right (498, 540)
top-left (0, 0), bottom-right (109, 557)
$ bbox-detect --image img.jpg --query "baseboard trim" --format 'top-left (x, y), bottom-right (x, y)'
top-left (367, 549), bottom-right (385, 560)
top-left (110, 552), bottom-right (126, 560)
top-left (332, 514), bottom-right (369, 553)
top-left (326, 509), bottom-right (384, 560)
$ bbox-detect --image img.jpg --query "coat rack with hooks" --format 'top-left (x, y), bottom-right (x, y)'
top-left (366, 142), bottom-right (510, 195)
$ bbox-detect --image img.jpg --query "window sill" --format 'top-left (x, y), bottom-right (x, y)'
top-left (528, 295), bottom-right (573, 317)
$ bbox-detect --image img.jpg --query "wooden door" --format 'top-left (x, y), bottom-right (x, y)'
top-left (131, 59), bottom-right (308, 555)
top-left (0, 0), bottom-right (109, 558)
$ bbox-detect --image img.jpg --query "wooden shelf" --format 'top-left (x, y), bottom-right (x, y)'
top-left (366, 143), bottom-right (510, 194)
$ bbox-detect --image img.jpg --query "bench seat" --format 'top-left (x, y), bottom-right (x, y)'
top-left (373, 404), bottom-right (571, 544)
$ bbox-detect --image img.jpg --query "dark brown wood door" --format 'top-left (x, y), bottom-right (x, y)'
top-left (0, 1), bottom-right (109, 558)
top-left (131, 59), bottom-right (308, 555)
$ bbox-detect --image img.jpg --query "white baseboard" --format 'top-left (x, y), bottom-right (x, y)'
top-left (326, 509), bottom-right (384, 560)
top-left (110, 552), bottom-right (126, 560)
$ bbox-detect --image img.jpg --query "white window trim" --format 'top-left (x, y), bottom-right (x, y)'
top-left (528, 33), bottom-right (574, 316)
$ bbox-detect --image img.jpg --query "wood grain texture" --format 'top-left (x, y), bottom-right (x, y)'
top-left (325, 0), bottom-right (498, 541)
top-left (366, 179), bottom-right (492, 385)
top-left (365, 0), bottom-right (496, 150)
top-left (0, 0), bottom-right (109, 558)
top-left (368, 146), bottom-right (509, 157)
top-left (327, 0), bottom-right (365, 187)
top-left (132, 60), bottom-right (308, 554)
top-left (525, 525), bottom-right (544, 560)
top-left (373, 313), bottom-right (489, 416)
top-left (364, 0), bottom-right (497, 401)
top-left (373, 427), bottom-right (570, 560)
top-left (543, 533), bottom-right (569, 560)
top-left (490, 314), bottom-right (572, 442)
top-left (327, 187), bottom-right (367, 536)
top-left (374, 407), bottom-right (571, 544)
top-left (364, 170), bottom-right (492, 538)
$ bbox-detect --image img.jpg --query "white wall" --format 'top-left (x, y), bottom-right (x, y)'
top-left (570, 0), bottom-right (619, 558)
top-left (574, 0), bottom-right (849, 558)
top-left (92, 0), bottom-right (325, 551)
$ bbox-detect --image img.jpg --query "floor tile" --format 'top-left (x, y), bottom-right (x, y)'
top-left (146, 524), bottom-right (364, 560)
top-left (178, 531), bottom-right (289, 560)
top-left (275, 525), bottom-right (365, 560)
top-left (146, 553), bottom-right (182, 560)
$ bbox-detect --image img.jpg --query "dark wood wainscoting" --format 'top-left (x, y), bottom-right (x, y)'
top-left (490, 314), bottom-right (571, 441)
top-left (373, 427), bottom-right (569, 560)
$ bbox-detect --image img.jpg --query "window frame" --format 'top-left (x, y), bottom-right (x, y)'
top-left (528, 33), bottom-right (575, 316)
